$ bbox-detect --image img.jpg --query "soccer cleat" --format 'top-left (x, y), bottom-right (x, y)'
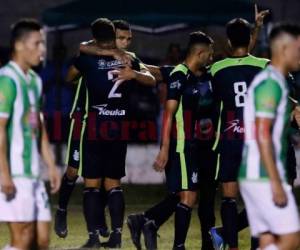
top-left (127, 214), bottom-right (146, 250)
top-left (142, 220), bottom-right (158, 250)
top-left (81, 234), bottom-right (101, 249)
top-left (209, 227), bottom-right (224, 250)
top-left (54, 209), bottom-right (68, 238)
top-left (98, 226), bottom-right (110, 238)
top-left (101, 231), bottom-right (122, 249)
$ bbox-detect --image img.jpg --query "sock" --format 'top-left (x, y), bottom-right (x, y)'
top-left (83, 187), bottom-right (101, 234)
top-left (263, 244), bottom-right (279, 250)
top-left (251, 237), bottom-right (259, 250)
top-left (144, 194), bottom-right (179, 228)
top-left (3, 246), bottom-right (21, 250)
top-left (221, 197), bottom-right (238, 248)
top-left (198, 181), bottom-right (216, 249)
top-left (237, 208), bottom-right (249, 231)
top-left (98, 186), bottom-right (108, 229)
top-left (174, 203), bottom-right (192, 248)
top-left (107, 187), bottom-right (125, 235)
top-left (58, 173), bottom-right (78, 210)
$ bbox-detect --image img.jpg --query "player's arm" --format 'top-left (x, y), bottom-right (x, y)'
top-left (249, 4), bottom-right (269, 51)
top-left (255, 79), bottom-right (287, 207)
top-left (40, 113), bottom-right (61, 194)
top-left (66, 65), bottom-right (81, 83)
top-left (0, 77), bottom-right (16, 198)
top-left (144, 64), bottom-right (163, 82)
top-left (115, 65), bottom-right (156, 86)
top-left (79, 41), bottom-right (132, 65)
top-left (153, 100), bottom-right (178, 172)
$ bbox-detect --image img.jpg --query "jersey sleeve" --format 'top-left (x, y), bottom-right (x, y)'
top-left (73, 53), bottom-right (86, 72)
top-left (167, 71), bottom-right (185, 101)
top-left (0, 76), bottom-right (16, 118)
top-left (254, 79), bottom-right (282, 118)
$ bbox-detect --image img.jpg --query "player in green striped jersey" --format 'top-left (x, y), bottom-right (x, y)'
top-left (240, 23), bottom-right (300, 250)
top-left (0, 19), bottom-right (61, 250)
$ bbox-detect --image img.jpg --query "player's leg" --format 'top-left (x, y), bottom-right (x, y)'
top-left (54, 120), bottom-right (81, 238)
top-left (8, 222), bottom-right (35, 250)
top-left (81, 178), bottom-right (102, 248)
top-left (277, 232), bottom-right (300, 250)
top-left (98, 181), bottom-right (109, 237)
top-left (173, 190), bottom-right (197, 250)
top-left (101, 141), bottom-right (127, 248)
top-left (197, 148), bottom-right (218, 250)
top-left (54, 166), bottom-right (78, 238)
top-left (259, 233), bottom-right (278, 250)
top-left (35, 222), bottom-right (50, 250)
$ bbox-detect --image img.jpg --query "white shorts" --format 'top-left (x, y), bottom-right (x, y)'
top-left (0, 177), bottom-right (51, 222)
top-left (240, 181), bottom-right (300, 237)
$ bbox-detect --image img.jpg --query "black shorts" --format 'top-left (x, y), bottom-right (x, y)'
top-left (165, 142), bottom-right (199, 193)
top-left (65, 118), bottom-right (84, 169)
top-left (81, 139), bottom-right (127, 179)
top-left (217, 141), bottom-right (243, 182)
top-left (194, 143), bottom-right (218, 182)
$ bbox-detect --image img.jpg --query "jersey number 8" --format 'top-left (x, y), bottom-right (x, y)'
top-left (234, 81), bottom-right (247, 107)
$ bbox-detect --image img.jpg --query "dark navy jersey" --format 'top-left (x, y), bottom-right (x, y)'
top-left (69, 77), bottom-right (88, 119)
top-left (73, 53), bottom-right (140, 122)
top-left (164, 65), bottom-right (216, 147)
top-left (211, 54), bottom-right (269, 146)
top-left (167, 64), bottom-right (211, 146)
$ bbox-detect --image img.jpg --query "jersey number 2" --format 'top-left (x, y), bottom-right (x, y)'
top-left (107, 70), bottom-right (124, 98)
top-left (234, 81), bottom-right (247, 107)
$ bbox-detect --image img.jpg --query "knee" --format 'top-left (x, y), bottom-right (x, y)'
top-left (37, 236), bottom-right (50, 250)
top-left (104, 178), bottom-right (121, 191)
top-left (13, 229), bottom-right (34, 250)
top-left (84, 178), bottom-right (101, 188)
top-left (179, 191), bottom-right (197, 207)
top-left (66, 167), bottom-right (79, 180)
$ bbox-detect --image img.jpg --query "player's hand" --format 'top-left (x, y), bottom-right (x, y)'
top-left (48, 166), bottom-right (61, 194)
top-left (293, 105), bottom-right (300, 128)
top-left (255, 4), bottom-right (269, 28)
top-left (113, 49), bottom-right (133, 66)
top-left (0, 173), bottom-right (16, 201)
top-left (271, 180), bottom-right (287, 208)
top-left (114, 65), bottom-right (136, 81)
top-left (153, 147), bottom-right (168, 172)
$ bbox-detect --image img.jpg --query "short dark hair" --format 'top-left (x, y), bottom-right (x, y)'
top-left (113, 20), bottom-right (131, 31)
top-left (226, 18), bottom-right (251, 48)
top-left (269, 23), bottom-right (300, 43)
top-left (10, 19), bottom-right (42, 50)
top-left (187, 31), bottom-right (213, 54)
top-left (91, 18), bottom-right (115, 42)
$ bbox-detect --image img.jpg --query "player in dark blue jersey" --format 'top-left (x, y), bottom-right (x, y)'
top-left (54, 19), bottom-right (149, 240)
top-left (210, 18), bottom-right (269, 250)
top-left (66, 18), bottom-right (155, 248)
top-left (127, 32), bottom-right (214, 250)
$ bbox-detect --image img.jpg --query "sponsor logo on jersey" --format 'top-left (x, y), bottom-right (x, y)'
top-left (98, 59), bottom-right (123, 69)
top-left (92, 104), bottom-right (126, 116)
top-left (224, 119), bottom-right (244, 134)
top-left (170, 80), bottom-right (181, 89)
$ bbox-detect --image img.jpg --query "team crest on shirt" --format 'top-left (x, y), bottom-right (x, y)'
top-left (73, 150), bottom-right (79, 161)
top-left (191, 172), bottom-right (198, 184)
top-left (170, 80), bottom-right (181, 89)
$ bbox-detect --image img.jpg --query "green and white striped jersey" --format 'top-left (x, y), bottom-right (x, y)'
top-left (0, 61), bottom-right (42, 178)
top-left (239, 65), bottom-right (291, 182)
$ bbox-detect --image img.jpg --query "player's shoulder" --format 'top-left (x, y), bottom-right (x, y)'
top-left (0, 64), bottom-right (18, 86)
top-left (170, 64), bottom-right (189, 77)
top-left (211, 55), bottom-right (269, 76)
top-left (252, 66), bottom-right (283, 89)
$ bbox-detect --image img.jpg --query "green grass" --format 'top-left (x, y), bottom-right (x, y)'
top-left (0, 184), bottom-right (256, 249)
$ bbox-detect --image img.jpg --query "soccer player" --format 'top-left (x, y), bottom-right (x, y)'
top-left (54, 19), bottom-right (138, 239)
top-left (239, 23), bottom-right (300, 250)
top-left (127, 31), bottom-right (214, 250)
top-left (66, 18), bottom-right (155, 248)
top-left (0, 19), bottom-right (61, 250)
top-left (210, 18), bottom-right (269, 250)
